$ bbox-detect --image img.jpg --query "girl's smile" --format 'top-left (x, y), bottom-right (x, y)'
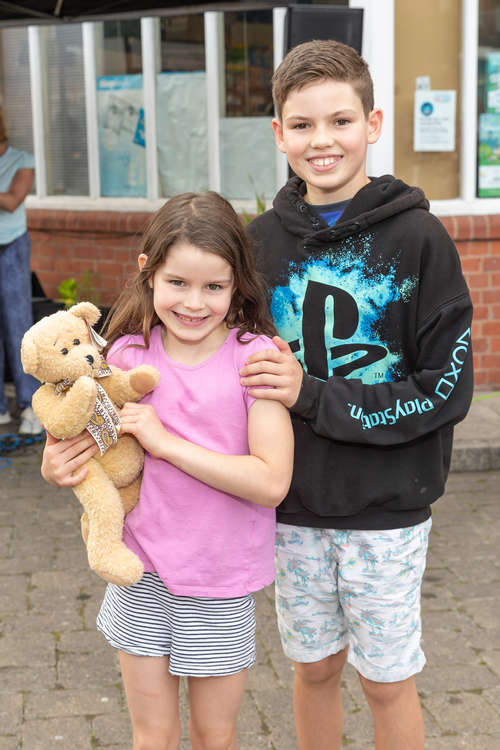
top-left (140, 241), bottom-right (235, 363)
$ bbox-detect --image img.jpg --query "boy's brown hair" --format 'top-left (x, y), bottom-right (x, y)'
top-left (272, 39), bottom-right (374, 119)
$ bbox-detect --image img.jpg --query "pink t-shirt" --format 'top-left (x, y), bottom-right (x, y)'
top-left (108, 325), bottom-right (277, 598)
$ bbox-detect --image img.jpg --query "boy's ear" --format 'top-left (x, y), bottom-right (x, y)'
top-left (272, 118), bottom-right (287, 154)
top-left (367, 108), bottom-right (383, 145)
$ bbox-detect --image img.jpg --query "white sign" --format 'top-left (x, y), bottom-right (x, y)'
top-left (413, 89), bottom-right (456, 152)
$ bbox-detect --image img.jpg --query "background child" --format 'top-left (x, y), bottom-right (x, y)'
top-left (240, 40), bottom-right (473, 749)
top-left (41, 191), bottom-right (293, 750)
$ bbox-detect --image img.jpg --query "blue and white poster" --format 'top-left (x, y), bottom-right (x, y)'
top-left (97, 74), bottom-right (146, 197)
top-left (413, 89), bottom-right (456, 152)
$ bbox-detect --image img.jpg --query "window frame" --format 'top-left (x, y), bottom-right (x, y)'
top-left (24, 0), bottom-right (499, 217)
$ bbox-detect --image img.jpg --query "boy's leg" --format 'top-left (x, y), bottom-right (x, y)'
top-left (274, 523), bottom-right (350, 750)
top-left (119, 651), bottom-right (181, 750)
top-left (293, 647), bottom-right (348, 750)
top-left (188, 670), bottom-right (248, 750)
top-left (339, 519), bottom-right (432, 750)
top-left (358, 674), bottom-right (424, 750)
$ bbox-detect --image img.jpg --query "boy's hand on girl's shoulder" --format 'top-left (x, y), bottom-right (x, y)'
top-left (240, 336), bottom-right (303, 409)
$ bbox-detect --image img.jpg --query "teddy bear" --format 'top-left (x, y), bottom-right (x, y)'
top-left (21, 301), bottom-right (160, 587)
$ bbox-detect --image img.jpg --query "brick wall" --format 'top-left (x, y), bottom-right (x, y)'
top-left (28, 209), bottom-right (500, 389)
top-left (439, 215), bottom-right (500, 389)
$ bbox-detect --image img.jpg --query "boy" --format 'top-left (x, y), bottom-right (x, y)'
top-left (240, 40), bottom-right (473, 749)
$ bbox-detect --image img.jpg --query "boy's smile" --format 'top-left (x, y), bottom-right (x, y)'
top-left (272, 80), bottom-right (382, 205)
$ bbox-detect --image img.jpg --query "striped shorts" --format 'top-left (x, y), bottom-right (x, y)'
top-left (96, 573), bottom-right (256, 677)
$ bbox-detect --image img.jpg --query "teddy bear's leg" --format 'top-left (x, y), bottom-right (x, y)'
top-left (119, 475), bottom-right (142, 515)
top-left (81, 512), bottom-right (89, 543)
top-left (73, 459), bottom-right (144, 587)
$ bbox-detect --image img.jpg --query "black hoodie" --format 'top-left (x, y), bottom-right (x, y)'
top-left (248, 175), bottom-right (473, 530)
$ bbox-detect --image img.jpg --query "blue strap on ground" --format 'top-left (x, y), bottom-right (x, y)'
top-left (0, 432), bottom-right (45, 468)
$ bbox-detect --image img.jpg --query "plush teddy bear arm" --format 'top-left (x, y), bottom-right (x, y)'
top-left (102, 365), bottom-right (160, 406)
top-left (33, 377), bottom-right (98, 439)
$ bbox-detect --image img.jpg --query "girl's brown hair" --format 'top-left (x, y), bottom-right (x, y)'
top-left (103, 191), bottom-right (275, 352)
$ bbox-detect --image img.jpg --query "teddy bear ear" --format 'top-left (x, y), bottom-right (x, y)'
top-left (20, 330), bottom-right (38, 376)
top-left (69, 302), bottom-right (101, 327)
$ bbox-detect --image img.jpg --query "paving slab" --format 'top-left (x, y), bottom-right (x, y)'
top-left (1, 385), bottom-right (499, 748)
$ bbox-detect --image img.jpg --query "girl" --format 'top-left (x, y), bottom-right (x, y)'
top-left (41, 191), bottom-right (294, 750)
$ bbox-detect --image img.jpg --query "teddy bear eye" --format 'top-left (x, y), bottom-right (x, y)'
top-left (73, 339), bottom-right (80, 346)
top-left (60, 348), bottom-right (69, 355)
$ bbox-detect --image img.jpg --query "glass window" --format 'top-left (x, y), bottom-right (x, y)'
top-left (96, 20), bottom-right (146, 197)
top-left (41, 25), bottom-right (89, 196)
top-left (156, 14), bottom-right (209, 197)
top-left (477, 0), bottom-right (500, 197)
top-left (394, 0), bottom-right (461, 200)
top-left (221, 9), bottom-right (275, 201)
top-left (0, 27), bottom-right (33, 167)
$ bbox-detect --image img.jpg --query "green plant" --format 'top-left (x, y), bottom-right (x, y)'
top-left (57, 271), bottom-right (100, 309)
top-left (57, 277), bottom-right (78, 308)
top-left (242, 191), bottom-right (266, 225)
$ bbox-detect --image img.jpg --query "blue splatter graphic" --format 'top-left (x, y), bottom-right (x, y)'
top-left (271, 235), bottom-right (416, 383)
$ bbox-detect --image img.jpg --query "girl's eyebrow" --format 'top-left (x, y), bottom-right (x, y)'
top-left (162, 270), bottom-right (233, 283)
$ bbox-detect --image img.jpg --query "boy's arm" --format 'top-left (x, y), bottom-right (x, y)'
top-left (242, 294), bottom-right (473, 446)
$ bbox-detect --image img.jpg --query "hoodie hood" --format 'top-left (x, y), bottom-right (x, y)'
top-left (272, 174), bottom-right (429, 242)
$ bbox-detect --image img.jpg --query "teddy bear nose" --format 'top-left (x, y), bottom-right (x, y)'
top-left (86, 354), bottom-right (94, 364)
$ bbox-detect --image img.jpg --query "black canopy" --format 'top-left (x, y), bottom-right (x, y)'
top-left (0, 1), bottom-right (284, 26)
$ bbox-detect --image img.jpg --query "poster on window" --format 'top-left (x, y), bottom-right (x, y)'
top-left (97, 74), bottom-right (146, 197)
top-left (486, 51), bottom-right (500, 114)
top-left (413, 89), bottom-right (456, 152)
top-left (478, 113), bottom-right (500, 198)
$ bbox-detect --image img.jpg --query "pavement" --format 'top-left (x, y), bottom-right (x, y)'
top-left (1, 386), bottom-right (500, 749)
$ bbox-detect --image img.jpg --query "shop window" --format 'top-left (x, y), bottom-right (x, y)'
top-left (156, 14), bottom-right (209, 196)
top-left (477, 0), bottom-right (500, 198)
top-left (394, 0), bottom-right (461, 200)
top-left (0, 27), bottom-right (34, 179)
top-left (96, 20), bottom-right (145, 197)
top-left (41, 25), bottom-right (89, 196)
top-left (221, 9), bottom-right (275, 201)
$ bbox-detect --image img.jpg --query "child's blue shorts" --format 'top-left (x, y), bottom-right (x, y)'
top-left (274, 518), bottom-right (432, 683)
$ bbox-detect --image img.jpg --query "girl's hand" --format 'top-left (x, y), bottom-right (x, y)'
top-left (120, 402), bottom-right (169, 457)
top-left (41, 431), bottom-right (98, 487)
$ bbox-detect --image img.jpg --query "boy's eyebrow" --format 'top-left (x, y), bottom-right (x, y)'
top-left (285, 108), bottom-right (358, 121)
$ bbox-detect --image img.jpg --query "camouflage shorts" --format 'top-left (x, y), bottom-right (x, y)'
top-left (274, 518), bottom-right (432, 682)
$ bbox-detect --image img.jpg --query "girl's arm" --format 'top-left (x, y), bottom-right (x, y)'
top-left (120, 399), bottom-right (294, 508)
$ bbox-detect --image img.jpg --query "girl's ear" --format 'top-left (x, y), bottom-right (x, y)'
top-left (138, 253), bottom-right (153, 289)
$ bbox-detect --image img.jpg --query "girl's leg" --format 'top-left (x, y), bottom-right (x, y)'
top-left (119, 651), bottom-right (181, 750)
top-left (188, 670), bottom-right (248, 750)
